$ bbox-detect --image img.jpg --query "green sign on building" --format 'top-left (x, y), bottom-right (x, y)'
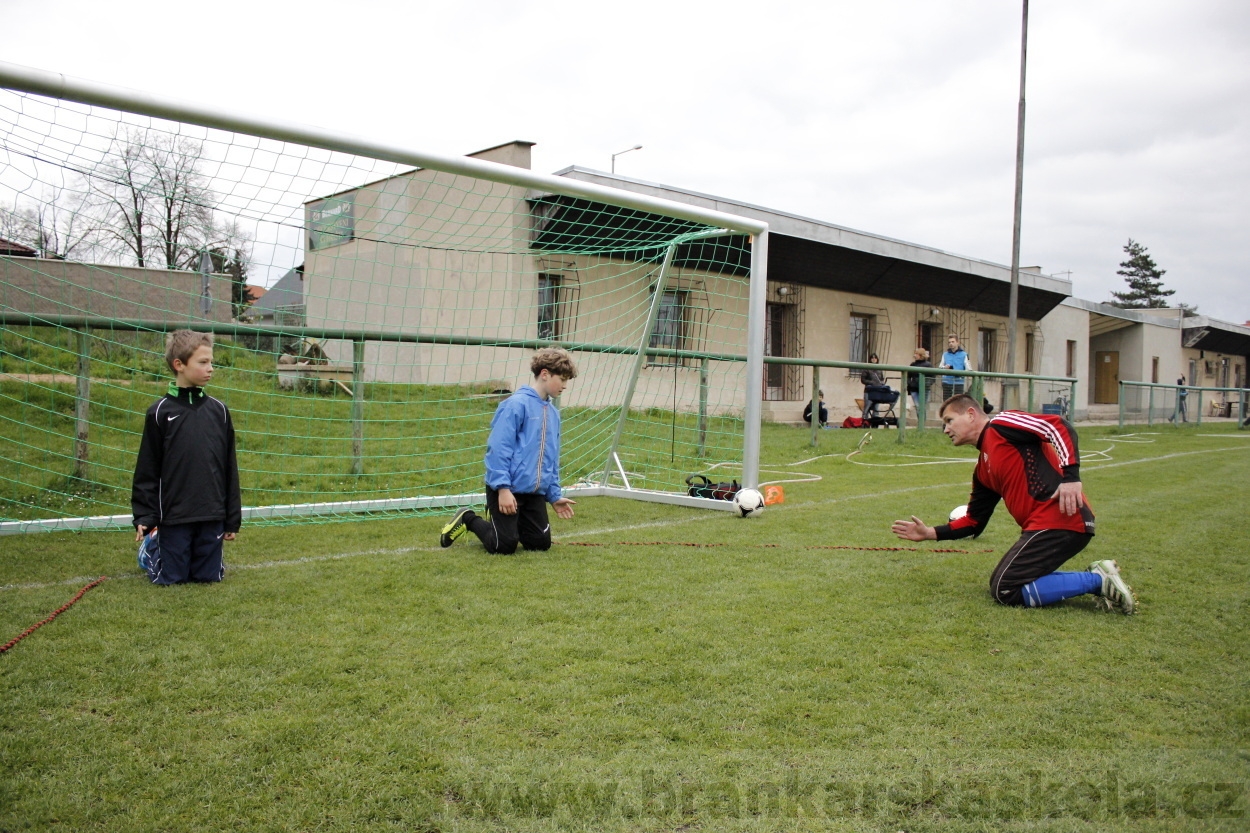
top-left (308, 194), bottom-right (355, 250)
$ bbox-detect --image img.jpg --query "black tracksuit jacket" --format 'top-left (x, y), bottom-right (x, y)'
top-left (131, 386), bottom-right (242, 532)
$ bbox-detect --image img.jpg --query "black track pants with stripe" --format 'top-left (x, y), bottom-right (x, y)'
top-left (989, 529), bottom-right (1093, 606)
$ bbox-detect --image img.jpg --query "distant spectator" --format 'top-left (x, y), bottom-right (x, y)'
top-left (940, 335), bottom-right (969, 400)
top-left (803, 390), bottom-right (828, 428)
top-left (860, 354), bottom-right (896, 421)
top-left (1170, 376), bottom-right (1188, 423)
top-left (907, 347), bottom-right (935, 422)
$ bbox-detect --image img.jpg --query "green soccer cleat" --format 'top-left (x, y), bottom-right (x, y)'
top-left (1089, 559), bottom-right (1136, 614)
top-left (440, 507), bottom-right (475, 548)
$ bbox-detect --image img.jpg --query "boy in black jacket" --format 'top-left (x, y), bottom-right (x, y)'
top-left (132, 331), bottom-right (241, 584)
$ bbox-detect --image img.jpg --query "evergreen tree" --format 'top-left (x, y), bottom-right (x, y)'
top-left (1109, 238), bottom-right (1175, 308)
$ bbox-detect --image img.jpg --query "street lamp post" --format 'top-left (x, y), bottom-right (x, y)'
top-left (611, 144), bottom-right (642, 173)
top-left (1005, 0), bottom-right (1028, 411)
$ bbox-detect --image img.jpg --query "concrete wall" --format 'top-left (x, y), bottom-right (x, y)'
top-left (1037, 302), bottom-right (1088, 416)
top-left (1087, 318), bottom-right (1186, 406)
top-left (303, 157), bottom-right (535, 388)
top-left (1183, 347), bottom-right (1246, 392)
top-left (0, 257), bottom-right (236, 324)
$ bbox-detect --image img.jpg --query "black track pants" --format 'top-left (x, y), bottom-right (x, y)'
top-left (989, 529), bottom-right (1093, 606)
top-left (467, 488), bottom-right (552, 554)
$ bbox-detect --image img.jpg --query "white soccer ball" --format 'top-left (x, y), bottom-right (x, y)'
top-left (733, 488), bottom-right (765, 518)
top-left (949, 504), bottom-right (968, 522)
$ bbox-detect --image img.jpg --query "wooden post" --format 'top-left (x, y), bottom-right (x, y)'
top-left (697, 357), bottom-right (709, 457)
top-left (351, 338), bottom-right (365, 475)
top-left (73, 328), bottom-right (90, 482)
top-left (917, 370), bottom-right (928, 431)
top-left (896, 370), bottom-right (908, 444)
top-left (809, 365), bottom-right (820, 447)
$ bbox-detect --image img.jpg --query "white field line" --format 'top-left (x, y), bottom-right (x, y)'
top-left (1081, 444), bottom-right (1250, 471)
top-left (4, 444), bottom-right (1246, 594)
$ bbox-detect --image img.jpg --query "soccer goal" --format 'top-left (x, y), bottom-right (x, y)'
top-left (0, 61), bottom-right (768, 533)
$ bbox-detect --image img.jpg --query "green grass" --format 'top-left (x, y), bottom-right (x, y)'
top-left (2, 424), bottom-right (1249, 831)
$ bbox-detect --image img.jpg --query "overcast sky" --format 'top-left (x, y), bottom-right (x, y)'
top-left (3, 0), bottom-right (1247, 323)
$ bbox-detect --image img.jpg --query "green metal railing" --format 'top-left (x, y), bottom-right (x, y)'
top-left (760, 356), bottom-right (1077, 446)
top-left (1118, 381), bottom-right (1249, 429)
top-left (0, 313), bottom-right (748, 481)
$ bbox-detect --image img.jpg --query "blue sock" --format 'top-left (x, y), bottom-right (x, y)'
top-left (1020, 571), bottom-right (1103, 607)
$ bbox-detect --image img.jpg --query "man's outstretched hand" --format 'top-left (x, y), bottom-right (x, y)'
top-left (891, 516), bottom-right (936, 542)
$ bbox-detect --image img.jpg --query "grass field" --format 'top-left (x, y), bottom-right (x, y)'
top-left (2, 422), bottom-right (1248, 831)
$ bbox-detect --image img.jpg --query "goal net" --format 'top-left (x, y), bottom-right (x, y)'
top-left (0, 69), bottom-right (766, 533)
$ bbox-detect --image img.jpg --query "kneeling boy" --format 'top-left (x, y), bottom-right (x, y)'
top-left (440, 347), bottom-right (578, 554)
top-left (132, 331), bottom-right (241, 584)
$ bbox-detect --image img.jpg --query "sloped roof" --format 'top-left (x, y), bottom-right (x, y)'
top-left (551, 168), bottom-right (1073, 321)
top-left (251, 267), bottom-right (303, 314)
top-left (0, 237), bottom-right (37, 257)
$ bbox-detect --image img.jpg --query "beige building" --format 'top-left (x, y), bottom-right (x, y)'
top-left (300, 141), bottom-right (1248, 423)
top-left (1037, 301), bottom-right (1247, 419)
top-left (554, 164), bottom-right (1071, 422)
top-left (302, 142), bottom-right (754, 415)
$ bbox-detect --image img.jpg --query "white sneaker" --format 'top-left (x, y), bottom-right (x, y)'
top-left (1089, 559), bottom-right (1136, 614)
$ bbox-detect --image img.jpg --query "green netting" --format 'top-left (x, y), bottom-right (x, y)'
top-left (0, 89), bottom-right (757, 530)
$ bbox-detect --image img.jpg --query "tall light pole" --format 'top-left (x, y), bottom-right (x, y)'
top-left (1005, 0), bottom-right (1028, 411)
top-left (611, 144), bottom-right (642, 174)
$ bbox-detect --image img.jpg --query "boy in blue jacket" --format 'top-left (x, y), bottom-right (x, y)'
top-left (440, 347), bottom-right (578, 554)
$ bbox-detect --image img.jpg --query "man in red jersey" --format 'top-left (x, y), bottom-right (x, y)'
top-left (891, 394), bottom-right (1135, 613)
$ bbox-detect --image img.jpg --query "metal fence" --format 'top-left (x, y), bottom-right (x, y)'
top-left (1119, 381), bottom-right (1249, 428)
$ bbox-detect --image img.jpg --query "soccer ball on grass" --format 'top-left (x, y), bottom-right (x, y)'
top-left (733, 488), bottom-right (765, 518)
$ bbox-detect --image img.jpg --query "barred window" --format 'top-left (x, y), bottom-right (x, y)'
top-left (648, 290), bottom-right (687, 366)
top-left (538, 274), bottom-right (561, 341)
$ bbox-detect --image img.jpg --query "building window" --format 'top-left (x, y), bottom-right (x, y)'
top-left (764, 302), bottom-right (802, 400)
top-left (978, 327), bottom-right (998, 372)
top-left (1151, 356), bottom-right (1159, 384)
top-left (648, 290), bottom-right (687, 366)
top-left (919, 322), bottom-right (942, 362)
top-left (1025, 332), bottom-right (1036, 375)
top-left (1066, 340), bottom-right (1078, 378)
top-left (538, 274), bottom-right (561, 341)
top-left (850, 313), bottom-right (875, 364)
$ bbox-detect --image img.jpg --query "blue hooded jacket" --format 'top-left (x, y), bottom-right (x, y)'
top-left (483, 385), bottom-right (563, 503)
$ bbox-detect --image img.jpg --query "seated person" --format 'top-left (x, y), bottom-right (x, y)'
top-left (860, 354), bottom-right (897, 419)
top-left (803, 390), bottom-right (828, 427)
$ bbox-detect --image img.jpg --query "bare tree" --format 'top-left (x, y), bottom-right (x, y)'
top-left (90, 128), bottom-right (219, 269)
top-left (91, 131), bottom-right (153, 266)
top-left (27, 186), bottom-right (99, 260)
top-left (0, 187), bottom-right (99, 259)
top-left (0, 200), bottom-right (31, 245)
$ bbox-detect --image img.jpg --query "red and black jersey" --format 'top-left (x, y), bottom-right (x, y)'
top-left (936, 410), bottom-right (1094, 540)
